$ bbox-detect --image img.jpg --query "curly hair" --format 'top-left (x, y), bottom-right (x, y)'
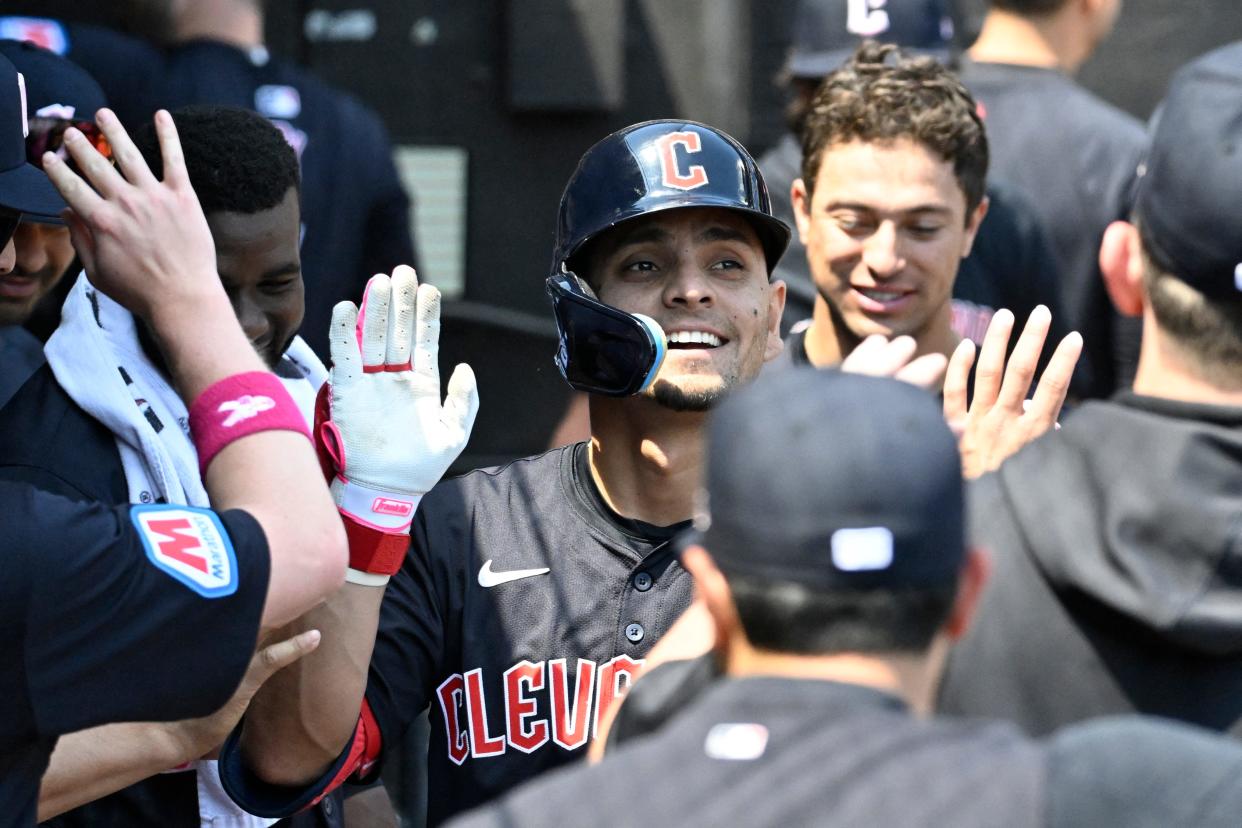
top-left (799, 41), bottom-right (988, 218)
top-left (132, 104), bottom-right (300, 215)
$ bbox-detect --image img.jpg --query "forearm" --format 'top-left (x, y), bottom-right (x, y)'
top-left (39, 722), bottom-right (198, 821)
top-left (239, 584), bottom-right (385, 786)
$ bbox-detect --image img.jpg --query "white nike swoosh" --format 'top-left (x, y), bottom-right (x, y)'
top-left (477, 559), bottom-right (551, 588)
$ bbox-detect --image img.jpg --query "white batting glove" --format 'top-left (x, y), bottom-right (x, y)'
top-left (317, 266), bottom-right (478, 581)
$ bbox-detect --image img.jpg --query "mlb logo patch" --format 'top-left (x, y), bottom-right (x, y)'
top-left (131, 505), bottom-right (239, 598)
top-left (255, 84), bottom-right (302, 119)
top-left (0, 17), bottom-right (69, 54)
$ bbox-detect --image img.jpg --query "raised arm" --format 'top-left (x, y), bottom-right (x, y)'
top-left (231, 267), bottom-right (477, 790)
top-left (45, 107), bottom-right (347, 628)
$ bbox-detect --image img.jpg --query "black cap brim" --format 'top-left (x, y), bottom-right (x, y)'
top-left (0, 160), bottom-right (65, 220)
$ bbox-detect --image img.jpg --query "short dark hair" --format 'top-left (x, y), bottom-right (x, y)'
top-left (987, 0), bottom-right (1069, 16)
top-left (132, 105), bottom-right (300, 215)
top-left (1138, 229), bottom-right (1242, 390)
top-left (725, 572), bottom-right (958, 655)
top-left (799, 41), bottom-right (988, 217)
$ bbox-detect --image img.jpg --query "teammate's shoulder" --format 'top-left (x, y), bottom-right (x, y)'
top-left (0, 363), bottom-right (125, 500)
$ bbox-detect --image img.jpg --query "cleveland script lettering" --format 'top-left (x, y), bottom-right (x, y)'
top-left (436, 655), bottom-right (644, 765)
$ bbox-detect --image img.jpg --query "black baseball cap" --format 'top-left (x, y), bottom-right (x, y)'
top-left (786, 0), bottom-right (955, 79)
top-left (0, 39), bottom-right (105, 123)
top-left (695, 368), bottom-right (965, 590)
top-left (0, 52), bottom-right (65, 219)
top-left (1134, 42), bottom-right (1242, 299)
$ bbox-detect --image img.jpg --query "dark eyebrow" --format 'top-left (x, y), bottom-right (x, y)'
top-left (217, 263), bottom-right (301, 286)
top-left (260, 263), bottom-right (301, 281)
top-left (610, 225), bottom-right (673, 249)
top-left (696, 225), bottom-right (750, 243)
top-left (824, 201), bottom-right (954, 218)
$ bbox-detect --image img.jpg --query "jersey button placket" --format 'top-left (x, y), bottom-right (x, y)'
top-left (633, 571), bottom-right (653, 591)
top-left (625, 622), bottom-right (645, 643)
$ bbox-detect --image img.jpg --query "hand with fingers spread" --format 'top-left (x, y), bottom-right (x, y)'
top-left (40, 108), bottom-right (219, 323)
top-left (840, 334), bottom-right (949, 391)
top-left (943, 305), bottom-right (1082, 479)
top-left (317, 265), bottom-right (479, 583)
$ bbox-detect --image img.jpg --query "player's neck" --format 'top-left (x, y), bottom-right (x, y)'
top-left (587, 396), bottom-right (706, 527)
top-left (173, 0), bottom-right (265, 49)
top-left (804, 297), bottom-right (959, 383)
top-left (968, 10), bottom-right (1086, 74)
top-left (724, 646), bottom-right (940, 716)
top-left (1132, 315), bottom-right (1242, 406)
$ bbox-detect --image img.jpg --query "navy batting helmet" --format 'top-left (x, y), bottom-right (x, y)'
top-left (552, 120), bottom-right (791, 279)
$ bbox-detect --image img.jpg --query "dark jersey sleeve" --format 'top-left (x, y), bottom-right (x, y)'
top-left (3, 484), bottom-right (270, 739)
top-left (364, 494), bottom-right (448, 763)
top-left (218, 489), bottom-right (448, 817)
top-left (1047, 717), bottom-right (1242, 828)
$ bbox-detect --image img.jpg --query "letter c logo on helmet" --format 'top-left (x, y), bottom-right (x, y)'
top-left (655, 131), bottom-right (709, 191)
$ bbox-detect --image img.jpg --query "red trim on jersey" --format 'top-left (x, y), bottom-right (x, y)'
top-left (304, 699), bottom-right (384, 809)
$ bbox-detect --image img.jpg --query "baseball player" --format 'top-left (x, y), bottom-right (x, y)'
top-left (446, 368), bottom-right (1242, 828)
top-left (0, 62), bottom-right (346, 828)
top-left (938, 43), bottom-right (1242, 735)
top-left (761, 0), bottom-right (1079, 397)
top-left (215, 119), bottom-right (787, 824)
top-left (0, 1), bottom-right (419, 361)
top-left (0, 106), bottom-right (348, 826)
top-left (0, 39), bottom-right (106, 406)
top-left (784, 42), bottom-right (1082, 477)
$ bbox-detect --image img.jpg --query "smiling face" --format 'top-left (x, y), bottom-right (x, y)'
top-left (207, 186), bottom-right (304, 368)
top-left (584, 207), bottom-right (785, 411)
top-left (0, 221), bottom-right (76, 326)
top-left (793, 138), bottom-right (986, 351)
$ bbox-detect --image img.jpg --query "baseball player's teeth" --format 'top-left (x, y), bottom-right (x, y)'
top-left (859, 289), bottom-right (903, 301)
top-left (667, 331), bottom-right (722, 347)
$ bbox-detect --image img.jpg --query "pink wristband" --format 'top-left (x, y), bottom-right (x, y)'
top-left (189, 371), bottom-right (311, 475)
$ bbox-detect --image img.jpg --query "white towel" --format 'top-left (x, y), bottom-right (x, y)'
top-left (45, 272), bottom-right (327, 826)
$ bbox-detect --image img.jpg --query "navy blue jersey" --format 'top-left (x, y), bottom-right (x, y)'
top-left (0, 364), bottom-right (342, 827)
top-left (222, 442), bottom-right (694, 825)
top-left (0, 483), bottom-right (270, 828)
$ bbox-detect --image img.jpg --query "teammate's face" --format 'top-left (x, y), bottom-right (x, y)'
top-left (207, 187), bottom-right (304, 369)
top-left (588, 207), bottom-right (785, 412)
top-left (793, 138), bottom-right (985, 348)
top-left (0, 222), bottom-right (75, 326)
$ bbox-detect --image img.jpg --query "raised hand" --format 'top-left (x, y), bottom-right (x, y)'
top-left (841, 334), bottom-right (949, 390)
top-left (41, 108), bottom-right (218, 322)
top-left (943, 305), bottom-right (1082, 479)
top-left (318, 266), bottom-right (478, 562)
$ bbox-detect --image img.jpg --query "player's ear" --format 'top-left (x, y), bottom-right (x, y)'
top-left (764, 279), bottom-right (787, 363)
top-left (960, 195), bottom-right (989, 259)
top-left (1099, 220), bottom-right (1144, 317)
top-left (943, 547), bottom-right (991, 640)
top-left (791, 179), bottom-right (812, 244)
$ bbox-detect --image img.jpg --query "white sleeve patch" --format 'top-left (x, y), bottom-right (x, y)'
top-left (130, 505), bottom-right (239, 598)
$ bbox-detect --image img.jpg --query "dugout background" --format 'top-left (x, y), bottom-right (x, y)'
top-left (10, 0), bottom-right (1242, 470)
